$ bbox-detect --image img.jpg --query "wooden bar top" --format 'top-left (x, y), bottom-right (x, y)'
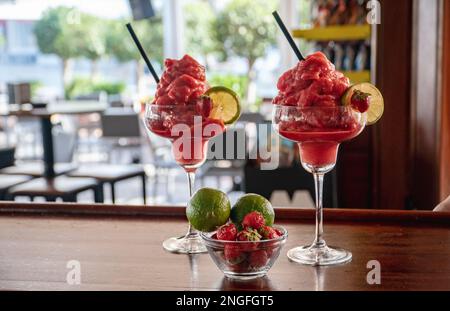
top-left (0, 202), bottom-right (449, 291)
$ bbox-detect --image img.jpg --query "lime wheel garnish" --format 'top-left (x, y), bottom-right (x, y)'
top-left (341, 83), bottom-right (384, 125)
top-left (204, 86), bottom-right (241, 125)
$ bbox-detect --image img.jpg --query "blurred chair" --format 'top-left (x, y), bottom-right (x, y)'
top-left (50, 122), bottom-right (148, 204)
top-left (0, 174), bottom-right (32, 200)
top-left (0, 130), bottom-right (78, 177)
top-left (54, 127), bottom-right (78, 163)
top-left (244, 164), bottom-right (338, 208)
top-left (200, 112), bottom-right (266, 192)
top-left (68, 164), bottom-right (147, 204)
top-left (7, 176), bottom-right (103, 203)
top-left (100, 109), bottom-right (143, 163)
top-left (143, 134), bottom-right (178, 202)
top-left (200, 127), bottom-right (248, 191)
top-left (1, 129), bottom-right (104, 203)
top-left (0, 146), bottom-right (15, 169)
top-left (13, 117), bottom-right (41, 160)
top-left (0, 162), bottom-right (77, 177)
top-left (7, 83), bottom-right (41, 160)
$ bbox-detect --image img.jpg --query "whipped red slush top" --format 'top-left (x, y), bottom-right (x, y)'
top-left (149, 55), bottom-right (224, 140)
top-left (273, 52), bottom-right (349, 107)
top-left (154, 55), bottom-right (208, 106)
top-left (273, 52), bottom-right (361, 137)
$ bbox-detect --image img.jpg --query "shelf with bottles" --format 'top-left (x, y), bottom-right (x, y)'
top-left (292, 24), bottom-right (371, 42)
top-left (292, 0), bottom-right (374, 84)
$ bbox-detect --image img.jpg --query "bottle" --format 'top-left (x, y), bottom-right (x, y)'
top-left (355, 42), bottom-right (368, 71)
top-left (333, 43), bottom-right (345, 71)
top-left (344, 43), bottom-right (356, 71)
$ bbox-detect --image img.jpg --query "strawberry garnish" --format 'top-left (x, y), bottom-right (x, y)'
top-left (350, 90), bottom-right (371, 113)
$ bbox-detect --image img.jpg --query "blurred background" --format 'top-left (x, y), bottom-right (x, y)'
top-left (0, 0), bottom-right (448, 211)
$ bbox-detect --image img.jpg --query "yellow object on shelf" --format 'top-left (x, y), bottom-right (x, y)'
top-left (341, 71), bottom-right (371, 84)
top-left (292, 25), bottom-right (371, 41)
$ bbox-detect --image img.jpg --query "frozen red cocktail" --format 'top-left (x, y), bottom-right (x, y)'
top-left (273, 52), bottom-right (364, 168)
top-left (145, 55), bottom-right (225, 170)
top-left (143, 54), bottom-right (240, 254)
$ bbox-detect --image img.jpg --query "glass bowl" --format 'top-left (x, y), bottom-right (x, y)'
top-left (201, 226), bottom-right (288, 280)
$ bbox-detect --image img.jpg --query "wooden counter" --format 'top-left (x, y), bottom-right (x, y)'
top-left (0, 202), bottom-right (449, 291)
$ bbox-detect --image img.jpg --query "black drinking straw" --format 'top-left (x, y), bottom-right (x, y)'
top-left (272, 11), bottom-right (305, 61)
top-left (126, 23), bottom-right (160, 84)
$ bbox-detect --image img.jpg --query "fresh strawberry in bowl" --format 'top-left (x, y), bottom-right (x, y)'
top-left (242, 211), bottom-right (266, 230)
top-left (198, 193), bottom-right (288, 280)
top-left (201, 218), bottom-right (287, 280)
top-left (217, 223), bottom-right (238, 241)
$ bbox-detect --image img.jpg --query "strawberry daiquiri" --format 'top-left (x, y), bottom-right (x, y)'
top-left (144, 55), bottom-right (240, 254)
top-left (273, 52), bottom-right (365, 169)
top-left (146, 55), bottom-right (225, 170)
top-left (272, 51), bottom-right (383, 266)
top-left (127, 19), bottom-right (240, 255)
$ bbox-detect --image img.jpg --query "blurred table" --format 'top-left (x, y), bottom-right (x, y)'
top-left (0, 102), bottom-right (106, 178)
top-left (0, 202), bottom-right (449, 291)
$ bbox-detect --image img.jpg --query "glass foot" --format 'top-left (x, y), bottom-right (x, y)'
top-left (287, 244), bottom-right (352, 266)
top-left (163, 235), bottom-right (208, 254)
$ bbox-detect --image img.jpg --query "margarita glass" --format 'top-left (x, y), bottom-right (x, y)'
top-left (273, 105), bottom-right (366, 265)
top-left (145, 102), bottom-right (225, 254)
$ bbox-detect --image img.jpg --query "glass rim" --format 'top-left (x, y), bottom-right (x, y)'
top-left (145, 102), bottom-right (201, 108)
top-left (200, 225), bottom-right (288, 246)
top-left (273, 104), bottom-right (362, 112)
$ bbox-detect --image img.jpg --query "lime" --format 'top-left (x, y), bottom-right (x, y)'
top-left (186, 188), bottom-right (231, 232)
top-left (205, 86), bottom-right (241, 125)
top-left (341, 83), bottom-right (384, 125)
top-left (230, 194), bottom-right (274, 229)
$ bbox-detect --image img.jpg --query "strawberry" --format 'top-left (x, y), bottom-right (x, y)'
top-left (223, 244), bottom-right (245, 265)
top-left (242, 211), bottom-right (265, 230)
top-left (350, 90), bottom-right (371, 113)
top-left (274, 228), bottom-right (284, 237)
top-left (265, 244), bottom-right (277, 257)
top-left (249, 250), bottom-right (269, 269)
top-left (236, 228), bottom-right (262, 252)
top-left (259, 225), bottom-right (281, 240)
top-left (217, 223), bottom-right (238, 241)
top-left (237, 228), bottom-right (262, 242)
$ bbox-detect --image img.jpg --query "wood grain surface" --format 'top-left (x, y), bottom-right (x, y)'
top-left (0, 202), bottom-right (449, 291)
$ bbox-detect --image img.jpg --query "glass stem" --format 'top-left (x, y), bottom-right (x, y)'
top-left (312, 173), bottom-right (326, 249)
top-left (185, 171), bottom-right (198, 238)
